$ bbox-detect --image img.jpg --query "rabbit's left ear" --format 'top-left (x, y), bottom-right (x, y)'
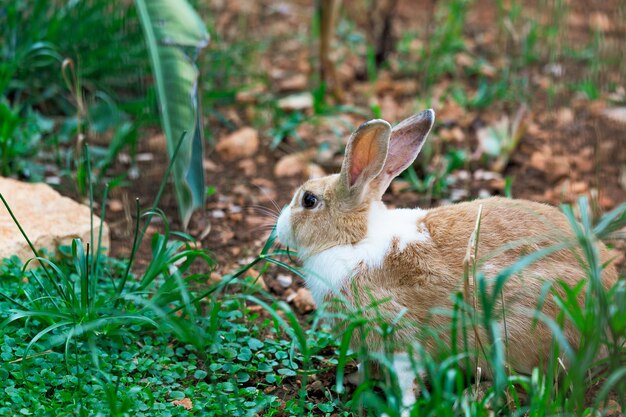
top-left (338, 119), bottom-right (391, 205)
top-left (370, 109), bottom-right (435, 198)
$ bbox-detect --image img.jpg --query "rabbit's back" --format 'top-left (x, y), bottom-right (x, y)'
top-left (424, 197), bottom-right (616, 287)
top-left (340, 197), bottom-right (617, 373)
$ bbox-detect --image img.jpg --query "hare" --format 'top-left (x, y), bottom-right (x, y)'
top-left (275, 110), bottom-right (618, 409)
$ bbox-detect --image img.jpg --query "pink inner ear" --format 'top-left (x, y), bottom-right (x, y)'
top-left (349, 140), bottom-right (377, 187)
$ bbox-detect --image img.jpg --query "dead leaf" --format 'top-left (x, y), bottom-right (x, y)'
top-left (216, 127), bottom-right (259, 160)
top-left (171, 398), bottom-right (193, 410)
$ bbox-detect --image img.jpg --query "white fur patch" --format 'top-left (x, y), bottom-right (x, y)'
top-left (393, 352), bottom-right (418, 408)
top-left (276, 205), bottom-right (295, 248)
top-left (303, 202), bottom-right (430, 305)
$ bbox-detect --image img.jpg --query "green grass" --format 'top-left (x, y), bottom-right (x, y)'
top-left (0, 251), bottom-right (346, 416)
top-left (1, 198), bottom-right (623, 416)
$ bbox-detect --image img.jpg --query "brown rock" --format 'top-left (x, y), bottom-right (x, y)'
top-left (529, 151), bottom-right (547, 171)
top-left (146, 133), bottom-right (167, 153)
top-left (0, 178), bottom-right (110, 263)
top-left (390, 179), bottom-right (411, 195)
top-left (245, 268), bottom-right (267, 291)
top-left (235, 84), bottom-right (266, 104)
top-left (216, 127), bottom-right (259, 160)
top-left (455, 52), bottom-right (474, 68)
top-left (438, 100), bottom-right (465, 123)
top-left (203, 158), bottom-right (220, 172)
top-left (278, 74), bottom-right (308, 92)
top-left (306, 163), bottom-right (326, 179)
top-left (277, 93), bottom-right (313, 112)
top-left (274, 151), bottom-right (315, 178)
top-left (589, 12), bottom-right (611, 32)
top-left (292, 287), bottom-right (316, 314)
top-left (546, 157), bottom-right (571, 183)
top-left (556, 107), bottom-right (574, 126)
top-left (108, 199), bottom-right (123, 213)
top-left (208, 272), bottom-right (222, 285)
top-left (603, 399), bottom-right (622, 417)
top-left (602, 107), bottom-right (626, 125)
top-left (571, 181), bottom-right (588, 194)
top-left (246, 215), bottom-right (268, 228)
top-left (238, 158), bottom-right (256, 176)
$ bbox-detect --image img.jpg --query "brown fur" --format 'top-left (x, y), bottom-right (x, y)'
top-left (336, 197), bottom-right (617, 376)
top-left (290, 175), bottom-right (370, 256)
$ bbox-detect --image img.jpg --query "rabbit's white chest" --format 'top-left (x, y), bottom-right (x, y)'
top-left (302, 204), bottom-right (430, 306)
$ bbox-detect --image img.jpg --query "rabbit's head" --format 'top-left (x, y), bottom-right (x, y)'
top-left (276, 110), bottom-right (435, 258)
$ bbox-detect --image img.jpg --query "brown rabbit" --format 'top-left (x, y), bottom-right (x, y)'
top-left (275, 110), bottom-right (618, 409)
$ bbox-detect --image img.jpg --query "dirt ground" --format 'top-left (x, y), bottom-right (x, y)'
top-left (103, 0), bottom-right (625, 281)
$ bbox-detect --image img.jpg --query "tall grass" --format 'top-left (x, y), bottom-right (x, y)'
top-left (260, 197), bottom-right (625, 417)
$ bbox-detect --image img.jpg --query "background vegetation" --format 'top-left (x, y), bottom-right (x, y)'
top-left (1, 0), bottom-right (625, 416)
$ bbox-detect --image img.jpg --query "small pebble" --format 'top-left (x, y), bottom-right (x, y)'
top-left (276, 274), bottom-right (293, 288)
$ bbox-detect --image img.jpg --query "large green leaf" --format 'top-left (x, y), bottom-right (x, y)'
top-left (134, 0), bottom-right (209, 228)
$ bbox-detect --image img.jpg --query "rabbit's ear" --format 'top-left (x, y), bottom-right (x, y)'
top-left (338, 119), bottom-right (391, 204)
top-left (370, 109), bottom-right (435, 197)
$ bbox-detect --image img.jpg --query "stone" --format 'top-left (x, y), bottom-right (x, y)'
top-left (274, 152), bottom-right (308, 178)
top-left (216, 127), bottom-right (259, 160)
top-left (277, 74), bottom-right (308, 92)
top-left (602, 107), bottom-right (626, 125)
top-left (306, 163), bottom-right (326, 179)
top-left (277, 92), bottom-right (313, 112)
top-left (276, 273), bottom-right (293, 288)
top-left (0, 177), bottom-right (110, 264)
top-left (292, 287), bottom-right (316, 314)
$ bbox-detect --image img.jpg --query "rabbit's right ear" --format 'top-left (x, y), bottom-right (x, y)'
top-left (338, 119), bottom-right (391, 206)
top-left (370, 109), bottom-right (435, 198)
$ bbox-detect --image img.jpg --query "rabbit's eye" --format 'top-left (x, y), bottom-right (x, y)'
top-left (301, 192), bottom-right (319, 209)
